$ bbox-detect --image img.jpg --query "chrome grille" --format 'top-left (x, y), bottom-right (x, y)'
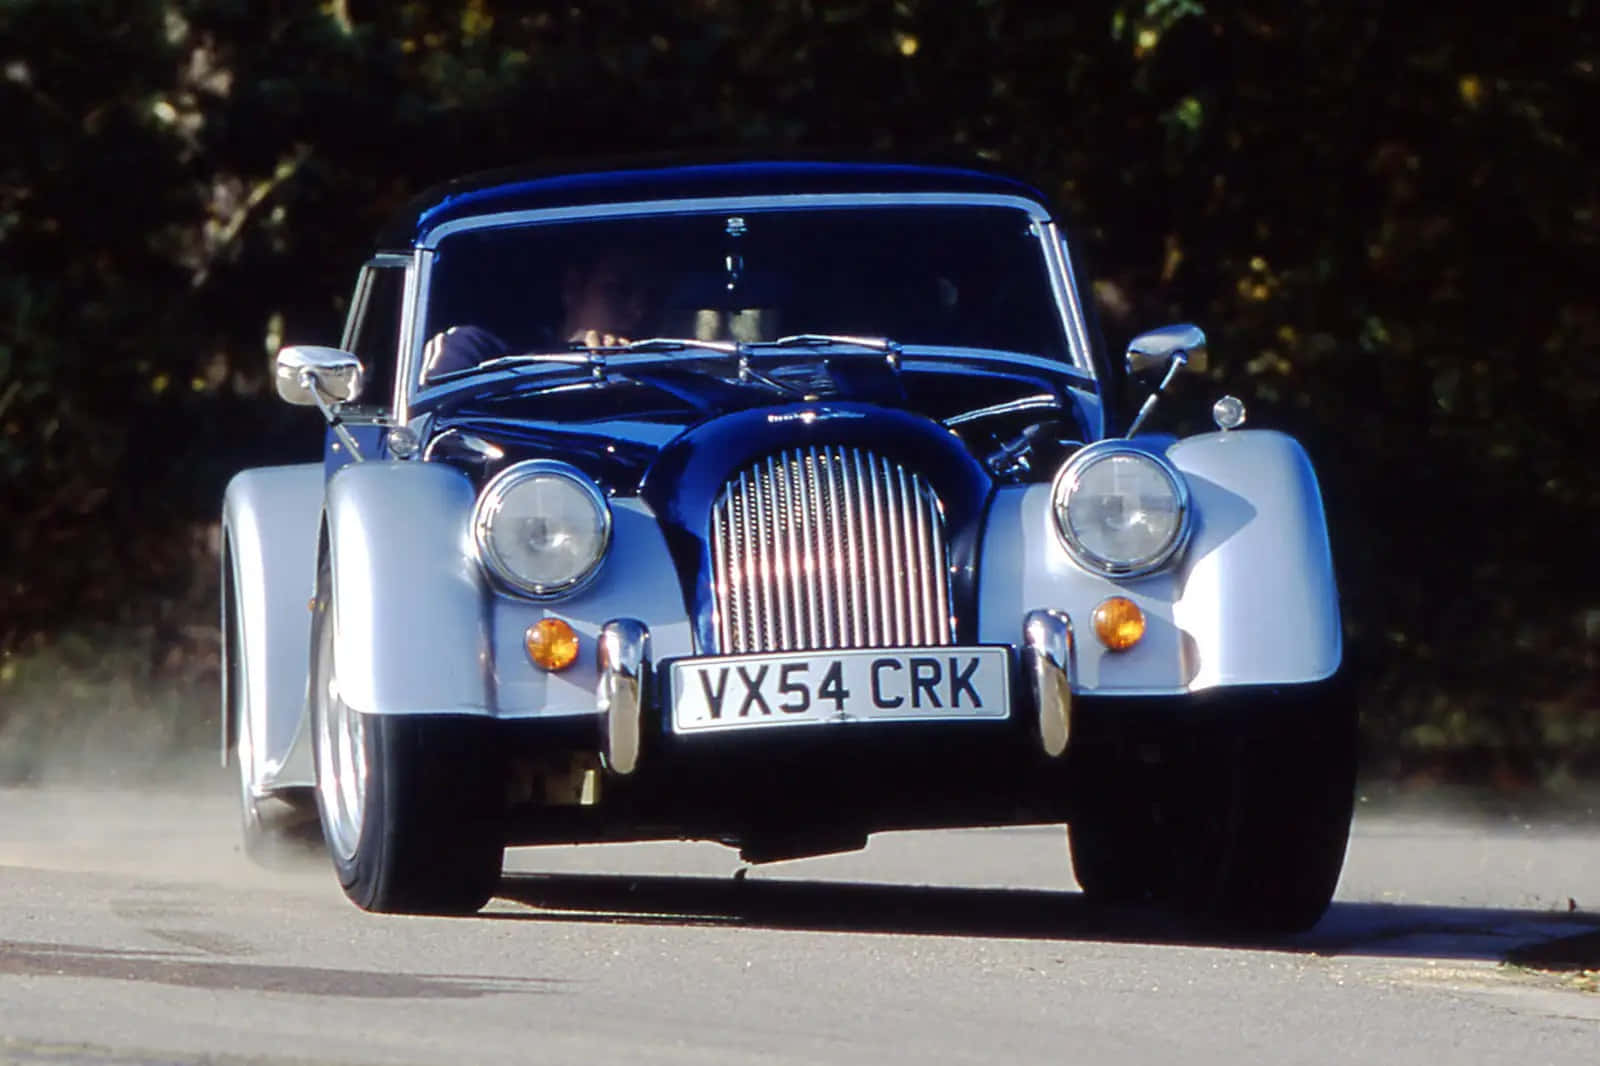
top-left (711, 446), bottom-right (954, 653)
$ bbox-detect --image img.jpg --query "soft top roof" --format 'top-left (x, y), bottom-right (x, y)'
top-left (381, 159), bottom-right (1052, 248)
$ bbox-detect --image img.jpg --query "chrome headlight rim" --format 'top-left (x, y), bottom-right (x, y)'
top-left (472, 459), bottom-right (612, 600)
top-left (1050, 442), bottom-right (1192, 578)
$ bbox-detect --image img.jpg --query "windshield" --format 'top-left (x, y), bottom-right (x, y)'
top-left (417, 204), bottom-right (1070, 384)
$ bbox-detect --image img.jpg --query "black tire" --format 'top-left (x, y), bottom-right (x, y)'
top-left (1070, 687), bottom-right (1357, 934)
top-left (309, 557), bottom-right (505, 915)
top-left (1067, 790), bottom-right (1173, 907)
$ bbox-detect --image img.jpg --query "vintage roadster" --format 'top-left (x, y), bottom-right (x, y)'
top-left (221, 160), bottom-right (1354, 930)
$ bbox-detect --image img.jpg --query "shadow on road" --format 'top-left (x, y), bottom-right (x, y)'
top-left (493, 871), bottom-right (1600, 966)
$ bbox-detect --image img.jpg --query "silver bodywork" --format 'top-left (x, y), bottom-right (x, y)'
top-left (222, 185), bottom-right (1341, 806)
top-left (221, 463), bottom-right (322, 791)
top-left (977, 429), bottom-right (1340, 694)
top-left (223, 429), bottom-right (1339, 790)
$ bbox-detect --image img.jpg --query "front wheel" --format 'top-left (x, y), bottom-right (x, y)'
top-left (310, 559), bottom-right (505, 914)
top-left (1070, 688), bottom-right (1356, 934)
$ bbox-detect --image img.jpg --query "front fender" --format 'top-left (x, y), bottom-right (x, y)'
top-left (324, 460), bottom-right (490, 716)
top-left (1167, 429), bottom-right (1341, 688)
top-left (222, 463), bottom-right (324, 790)
top-left (325, 462), bottom-right (694, 721)
top-left (977, 429), bottom-right (1340, 693)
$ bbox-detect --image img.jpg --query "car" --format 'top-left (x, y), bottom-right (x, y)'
top-left (221, 159), bottom-right (1354, 929)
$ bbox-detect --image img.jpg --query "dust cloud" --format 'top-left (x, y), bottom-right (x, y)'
top-left (0, 686), bottom-right (326, 887)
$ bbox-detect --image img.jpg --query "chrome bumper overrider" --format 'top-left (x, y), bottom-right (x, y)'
top-left (595, 611), bottom-right (1076, 772)
top-left (1023, 608), bottom-right (1076, 757)
top-left (597, 619), bottom-right (651, 775)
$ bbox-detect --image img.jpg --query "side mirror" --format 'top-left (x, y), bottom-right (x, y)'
top-left (275, 346), bottom-right (364, 406)
top-left (1125, 323), bottom-right (1208, 376)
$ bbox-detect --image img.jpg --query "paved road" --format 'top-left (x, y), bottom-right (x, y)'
top-left (1, 778), bottom-right (1596, 1065)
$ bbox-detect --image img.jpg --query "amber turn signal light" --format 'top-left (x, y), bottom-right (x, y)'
top-left (1092, 597), bottom-right (1145, 652)
top-left (526, 619), bottom-right (580, 671)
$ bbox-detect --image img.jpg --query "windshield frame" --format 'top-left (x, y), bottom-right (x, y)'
top-left (398, 192), bottom-right (1098, 423)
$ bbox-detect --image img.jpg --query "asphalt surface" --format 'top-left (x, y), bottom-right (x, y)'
top-left (0, 776), bottom-right (1596, 1065)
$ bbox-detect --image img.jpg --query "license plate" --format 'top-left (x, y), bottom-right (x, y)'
top-left (670, 646), bottom-right (1011, 733)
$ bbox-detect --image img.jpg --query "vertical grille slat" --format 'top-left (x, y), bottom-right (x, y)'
top-left (908, 465), bottom-right (932, 644)
top-left (712, 500), bottom-right (731, 653)
top-left (801, 448), bottom-right (830, 649)
top-left (711, 446), bottom-right (954, 654)
top-left (869, 454), bottom-right (895, 646)
top-left (852, 450), bottom-right (880, 645)
top-left (826, 447), bottom-right (863, 647)
top-left (744, 470), bottom-right (770, 652)
top-left (927, 488), bottom-right (951, 639)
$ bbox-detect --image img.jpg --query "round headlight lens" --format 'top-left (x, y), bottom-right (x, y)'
top-left (474, 461), bottom-right (611, 598)
top-left (1052, 446), bottom-right (1189, 576)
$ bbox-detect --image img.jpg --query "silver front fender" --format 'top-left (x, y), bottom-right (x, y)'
top-left (979, 429), bottom-right (1341, 695)
top-left (1167, 429), bottom-right (1342, 689)
top-left (221, 463), bottom-right (324, 792)
top-left (323, 460), bottom-right (490, 716)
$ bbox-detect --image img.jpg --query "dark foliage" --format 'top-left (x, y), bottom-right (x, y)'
top-left (2, 0), bottom-right (1596, 779)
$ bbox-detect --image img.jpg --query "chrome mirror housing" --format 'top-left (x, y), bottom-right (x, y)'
top-left (1125, 324), bottom-right (1208, 376)
top-left (274, 346), bottom-right (364, 406)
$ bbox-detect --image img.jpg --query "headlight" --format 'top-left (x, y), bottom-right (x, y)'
top-left (473, 460), bottom-right (611, 599)
top-left (1051, 443), bottom-right (1190, 577)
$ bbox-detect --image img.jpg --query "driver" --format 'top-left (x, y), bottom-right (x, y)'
top-left (422, 248), bottom-right (660, 382)
top-left (560, 247), bottom-right (657, 348)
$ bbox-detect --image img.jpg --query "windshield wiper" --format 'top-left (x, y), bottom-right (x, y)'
top-left (426, 338), bottom-right (744, 386)
top-left (762, 334), bottom-right (903, 354)
top-left (424, 350), bottom-right (594, 386)
top-left (614, 337), bottom-right (742, 356)
top-left (609, 338), bottom-right (812, 396)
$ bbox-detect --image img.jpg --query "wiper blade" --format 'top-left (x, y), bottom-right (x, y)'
top-left (611, 338), bottom-right (806, 397)
top-left (424, 350), bottom-right (595, 385)
top-left (763, 334), bottom-right (903, 353)
top-left (617, 337), bottom-right (741, 355)
top-left (425, 339), bottom-right (740, 385)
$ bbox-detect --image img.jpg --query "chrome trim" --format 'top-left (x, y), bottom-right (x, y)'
top-left (1036, 224), bottom-right (1100, 382)
top-left (337, 264), bottom-right (371, 352)
top-left (1023, 609), bottom-right (1075, 757)
top-left (276, 347), bottom-right (367, 461)
top-left (422, 427), bottom-right (505, 463)
top-left (393, 251), bottom-right (420, 420)
top-left (1212, 395), bottom-right (1247, 432)
top-left (1125, 323), bottom-right (1208, 376)
top-left (597, 619), bottom-right (650, 775)
top-left (375, 252), bottom-right (420, 425)
top-left (339, 254), bottom-right (411, 369)
top-left (276, 346), bottom-right (362, 406)
top-left (412, 345), bottom-right (1094, 409)
top-left (472, 459), bottom-right (612, 600)
top-left (1124, 324), bottom-right (1209, 438)
top-left (301, 370), bottom-right (367, 462)
top-left (1050, 441), bottom-right (1193, 579)
top-left (945, 393), bottom-right (1062, 426)
top-left (712, 446), bottom-right (954, 653)
top-left (420, 192), bottom-right (1054, 245)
